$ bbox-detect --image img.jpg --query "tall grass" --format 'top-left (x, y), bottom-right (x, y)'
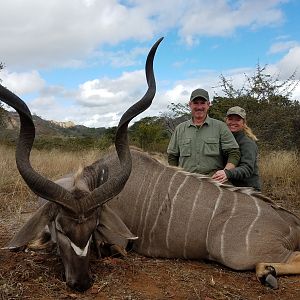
top-left (259, 150), bottom-right (300, 212)
top-left (0, 144), bottom-right (99, 214)
top-left (0, 144), bottom-right (299, 214)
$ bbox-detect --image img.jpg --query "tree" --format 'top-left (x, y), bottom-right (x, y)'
top-left (217, 63), bottom-right (299, 102)
top-left (130, 117), bottom-right (168, 151)
top-left (161, 102), bottom-right (190, 134)
top-left (211, 63), bottom-right (300, 150)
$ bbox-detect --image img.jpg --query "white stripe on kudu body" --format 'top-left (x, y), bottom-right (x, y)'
top-left (129, 174), bottom-right (148, 229)
top-left (147, 171), bottom-right (180, 253)
top-left (183, 180), bottom-right (203, 259)
top-left (206, 185), bottom-right (223, 252)
top-left (136, 174), bottom-right (155, 235)
top-left (220, 193), bottom-right (238, 263)
top-left (166, 176), bottom-right (190, 250)
top-left (140, 167), bottom-right (167, 249)
top-left (246, 196), bottom-right (261, 254)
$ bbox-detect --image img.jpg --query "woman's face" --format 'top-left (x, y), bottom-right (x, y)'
top-left (226, 114), bottom-right (245, 132)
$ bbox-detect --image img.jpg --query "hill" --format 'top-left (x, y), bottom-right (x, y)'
top-left (1, 109), bottom-right (106, 140)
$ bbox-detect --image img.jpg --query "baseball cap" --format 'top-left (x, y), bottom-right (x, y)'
top-left (190, 88), bottom-right (210, 102)
top-left (226, 106), bottom-right (246, 119)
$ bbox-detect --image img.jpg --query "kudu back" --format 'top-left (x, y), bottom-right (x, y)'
top-left (0, 37), bottom-right (163, 292)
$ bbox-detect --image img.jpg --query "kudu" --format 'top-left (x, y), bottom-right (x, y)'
top-left (101, 149), bottom-right (300, 289)
top-left (0, 37), bottom-right (163, 292)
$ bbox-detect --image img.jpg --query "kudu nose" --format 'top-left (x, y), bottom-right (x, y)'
top-left (67, 277), bottom-right (93, 292)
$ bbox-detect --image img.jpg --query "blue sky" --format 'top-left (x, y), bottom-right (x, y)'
top-left (1, 0), bottom-right (300, 128)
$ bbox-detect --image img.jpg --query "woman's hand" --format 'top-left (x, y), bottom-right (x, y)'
top-left (212, 170), bottom-right (228, 183)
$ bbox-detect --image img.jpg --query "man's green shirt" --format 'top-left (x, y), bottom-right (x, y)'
top-left (167, 116), bottom-right (240, 175)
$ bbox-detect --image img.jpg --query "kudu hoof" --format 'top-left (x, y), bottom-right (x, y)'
top-left (259, 266), bottom-right (278, 289)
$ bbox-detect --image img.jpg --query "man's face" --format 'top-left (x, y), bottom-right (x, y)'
top-left (189, 98), bottom-right (210, 120)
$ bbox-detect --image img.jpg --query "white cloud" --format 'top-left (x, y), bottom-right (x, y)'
top-left (267, 46), bottom-right (300, 80)
top-left (178, 0), bottom-right (284, 44)
top-left (0, 0), bottom-right (286, 69)
top-left (83, 112), bottom-right (120, 128)
top-left (77, 70), bottom-right (146, 108)
top-left (268, 41), bottom-right (299, 54)
top-left (1, 70), bottom-right (45, 95)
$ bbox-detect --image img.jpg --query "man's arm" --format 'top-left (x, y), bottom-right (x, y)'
top-left (167, 126), bottom-right (180, 166)
top-left (212, 148), bottom-right (240, 183)
top-left (223, 148), bottom-right (240, 169)
top-left (212, 123), bottom-right (240, 182)
top-left (167, 153), bottom-right (179, 166)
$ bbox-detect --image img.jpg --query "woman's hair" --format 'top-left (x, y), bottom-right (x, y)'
top-left (243, 120), bottom-right (258, 141)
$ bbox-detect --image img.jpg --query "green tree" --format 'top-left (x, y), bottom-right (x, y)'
top-left (211, 63), bottom-right (300, 150)
top-left (97, 126), bottom-right (117, 149)
top-left (130, 117), bottom-right (167, 151)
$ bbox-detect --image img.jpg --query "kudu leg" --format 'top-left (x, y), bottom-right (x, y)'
top-left (256, 251), bottom-right (300, 289)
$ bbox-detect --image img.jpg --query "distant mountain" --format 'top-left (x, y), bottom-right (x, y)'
top-left (1, 109), bottom-right (106, 139)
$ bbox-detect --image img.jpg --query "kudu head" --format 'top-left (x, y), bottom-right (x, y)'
top-left (0, 37), bottom-right (163, 291)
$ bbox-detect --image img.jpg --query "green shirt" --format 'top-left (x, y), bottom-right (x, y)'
top-left (167, 116), bottom-right (240, 175)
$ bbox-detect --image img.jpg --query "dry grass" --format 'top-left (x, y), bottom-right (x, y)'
top-left (259, 150), bottom-right (300, 211)
top-left (0, 144), bottom-right (299, 214)
top-left (0, 144), bottom-right (99, 214)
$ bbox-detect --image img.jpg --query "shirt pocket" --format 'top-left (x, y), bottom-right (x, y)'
top-left (204, 137), bottom-right (220, 156)
top-left (179, 138), bottom-right (191, 157)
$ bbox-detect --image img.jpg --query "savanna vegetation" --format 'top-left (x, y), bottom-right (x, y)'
top-left (0, 63), bottom-right (299, 213)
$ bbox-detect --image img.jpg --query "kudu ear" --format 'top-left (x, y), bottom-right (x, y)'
top-left (99, 204), bottom-right (138, 240)
top-left (3, 202), bottom-right (58, 250)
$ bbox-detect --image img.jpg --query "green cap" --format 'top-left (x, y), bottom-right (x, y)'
top-left (226, 106), bottom-right (246, 119)
top-left (190, 88), bottom-right (209, 102)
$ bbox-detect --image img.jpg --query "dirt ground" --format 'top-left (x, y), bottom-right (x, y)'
top-left (1, 212), bottom-right (300, 300)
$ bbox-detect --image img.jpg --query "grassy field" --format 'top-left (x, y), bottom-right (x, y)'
top-left (259, 150), bottom-right (300, 212)
top-left (0, 145), bottom-right (99, 213)
top-left (0, 144), bottom-right (299, 214)
top-left (0, 144), bottom-right (300, 300)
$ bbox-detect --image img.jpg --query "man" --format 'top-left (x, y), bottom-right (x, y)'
top-left (167, 88), bottom-right (240, 176)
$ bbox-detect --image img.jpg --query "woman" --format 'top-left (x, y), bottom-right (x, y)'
top-left (212, 106), bottom-right (261, 191)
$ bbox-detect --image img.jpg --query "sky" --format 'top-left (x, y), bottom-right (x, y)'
top-left (1, 0), bottom-right (300, 128)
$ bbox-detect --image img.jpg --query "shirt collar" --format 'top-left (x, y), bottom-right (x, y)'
top-left (188, 115), bottom-right (211, 127)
